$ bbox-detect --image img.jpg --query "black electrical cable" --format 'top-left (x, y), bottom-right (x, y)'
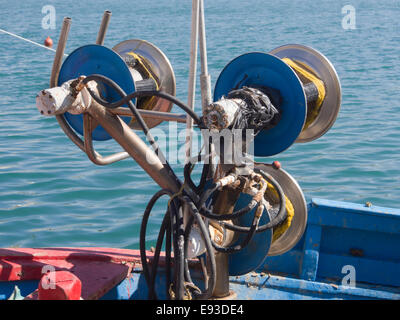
top-left (80, 73), bottom-right (287, 300)
top-left (82, 74), bottom-right (203, 127)
top-left (183, 151), bottom-right (212, 194)
top-left (183, 198), bottom-right (217, 299)
top-left (148, 211), bottom-right (170, 299)
top-left (139, 189), bottom-right (174, 299)
top-left (83, 74), bottom-right (218, 300)
top-left (165, 210), bottom-right (172, 299)
top-left (173, 199), bottom-right (185, 300)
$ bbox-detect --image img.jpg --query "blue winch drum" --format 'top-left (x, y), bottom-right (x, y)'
top-left (228, 193), bottom-right (273, 276)
top-left (214, 52), bottom-right (307, 157)
top-left (58, 44), bottom-right (136, 141)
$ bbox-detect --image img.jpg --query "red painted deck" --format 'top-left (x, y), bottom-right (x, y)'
top-left (0, 247), bottom-right (163, 300)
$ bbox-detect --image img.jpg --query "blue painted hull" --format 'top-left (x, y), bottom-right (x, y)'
top-left (2, 198), bottom-right (400, 300)
top-left (104, 198), bottom-right (400, 300)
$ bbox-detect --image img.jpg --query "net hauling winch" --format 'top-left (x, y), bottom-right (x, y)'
top-left (35, 11), bottom-right (341, 300)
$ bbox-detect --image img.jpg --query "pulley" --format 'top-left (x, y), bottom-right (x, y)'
top-left (213, 44), bottom-right (341, 156)
top-left (57, 40), bottom-right (176, 141)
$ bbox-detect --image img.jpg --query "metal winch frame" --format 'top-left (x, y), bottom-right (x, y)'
top-left (36, 1), bottom-right (341, 300)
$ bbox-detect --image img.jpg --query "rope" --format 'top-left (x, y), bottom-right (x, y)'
top-left (282, 58), bottom-right (326, 129)
top-left (0, 28), bottom-right (68, 57)
top-left (263, 180), bottom-right (295, 242)
top-left (126, 51), bottom-right (159, 126)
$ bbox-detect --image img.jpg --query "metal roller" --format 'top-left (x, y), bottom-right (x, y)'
top-left (269, 44), bottom-right (341, 143)
top-left (255, 162), bottom-right (307, 256)
top-left (213, 52), bottom-right (306, 157)
top-left (57, 40), bottom-right (176, 141)
top-left (58, 44), bottom-right (135, 141)
top-left (213, 44), bottom-right (341, 156)
top-left (113, 39), bottom-right (176, 129)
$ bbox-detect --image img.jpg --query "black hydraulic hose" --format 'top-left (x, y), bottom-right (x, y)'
top-left (82, 75), bottom-right (218, 300)
top-left (184, 199), bottom-right (217, 300)
top-left (139, 189), bottom-right (171, 294)
top-left (184, 162), bottom-right (200, 194)
top-left (139, 189), bottom-right (184, 300)
top-left (173, 199), bottom-right (185, 300)
top-left (183, 152), bottom-right (211, 194)
top-left (165, 210), bottom-right (172, 299)
top-left (80, 74), bottom-right (289, 298)
top-left (148, 212), bottom-right (169, 299)
top-left (82, 74), bottom-right (203, 127)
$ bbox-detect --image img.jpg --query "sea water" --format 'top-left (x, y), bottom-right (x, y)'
top-left (0, 0), bottom-right (399, 248)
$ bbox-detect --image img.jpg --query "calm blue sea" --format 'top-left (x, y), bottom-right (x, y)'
top-left (0, 0), bottom-right (399, 248)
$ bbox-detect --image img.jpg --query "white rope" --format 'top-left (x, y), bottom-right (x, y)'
top-left (0, 28), bottom-right (68, 57)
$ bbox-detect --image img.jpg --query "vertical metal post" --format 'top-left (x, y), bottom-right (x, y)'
top-left (185, 0), bottom-right (200, 161)
top-left (50, 17), bottom-right (71, 88)
top-left (50, 17), bottom-right (87, 153)
top-left (198, 0), bottom-right (215, 180)
top-left (198, 0), bottom-right (212, 112)
top-left (96, 10), bottom-right (112, 45)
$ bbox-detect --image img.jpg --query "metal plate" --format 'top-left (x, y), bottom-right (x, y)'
top-left (214, 52), bottom-right (306, 157)
top-left (113, 39), bottom-right (176, 129)
top-left (255, 163), bottom-right (307, 256)
top-left (270, 44), bottom-right (341, 143)
top-left (228, 193), bottom-right (273, 276)
top-left (58, 44), bottom-right (135, 141)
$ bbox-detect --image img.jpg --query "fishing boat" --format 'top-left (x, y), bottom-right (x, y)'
top-left (1, 3), bottom-right (399, 301)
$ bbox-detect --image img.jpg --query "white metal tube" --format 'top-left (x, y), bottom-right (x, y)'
top-left (96, 10), bottom-right (112, 45)
top-left (198, 0), bottom-right (212, 112)
top-left (185, 0), bottom-right (200, 162)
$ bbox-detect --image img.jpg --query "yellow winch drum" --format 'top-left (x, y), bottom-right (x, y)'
top-left (254, 163), bottom-right (308, 256)
top-left (269, 44), bottom-right (342, 143)
top-left (113, 39), bottom-right (176, 129)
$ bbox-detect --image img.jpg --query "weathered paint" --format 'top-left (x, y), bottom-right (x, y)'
top-left (1, 198), bottom-right (400, 300)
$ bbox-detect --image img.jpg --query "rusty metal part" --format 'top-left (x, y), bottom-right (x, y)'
top-left (212, 252), bottom-right (230, 298)
top-left (203, 98), bottom-right (242, 131)
top-left (210, 186), bottom-right (242, 298)
top-left (36, 78), bottom-right (93, 116)
top-left (215, 173), bottom-right (237, 189)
